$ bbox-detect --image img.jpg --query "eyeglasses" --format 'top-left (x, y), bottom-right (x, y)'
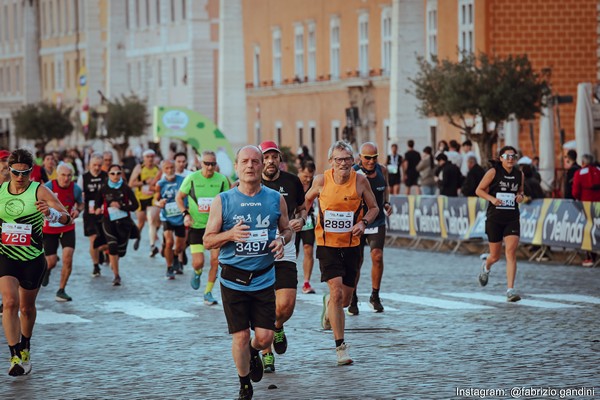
top-left (361, 154), bottom-right (378, 161)
top-left (109, 171), bottom-right (121, 176)
top-left (203, 161), bottom-right (217, 167)
top-left (9, 167), bottom-right (32, 177)
top-left (501, 154), bottom-right (519, 160)
top-left (333, 157), bottom-right (354, 165)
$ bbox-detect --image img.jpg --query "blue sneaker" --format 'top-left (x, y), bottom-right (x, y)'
top-left (190, 269), bottom-right (202, 290)
top-left (165, 267), bottom-right (175, 280)
top-left (204, 291), bottom-right (218, 305)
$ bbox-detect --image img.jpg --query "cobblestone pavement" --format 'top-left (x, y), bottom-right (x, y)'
top-left (1, 222), bottom-right (599, 399)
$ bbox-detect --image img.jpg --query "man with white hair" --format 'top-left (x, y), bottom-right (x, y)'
top-left (42, 162), bottom-right (84, 301)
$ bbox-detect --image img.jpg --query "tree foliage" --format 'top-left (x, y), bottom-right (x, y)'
top-left (410, 52), bottom-right (549, 164)
top-left (11, 102), bottom-right (74, 150)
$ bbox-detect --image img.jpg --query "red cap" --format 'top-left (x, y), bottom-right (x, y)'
top-left (259, 141), bottom-right (281, 154)
top-left (0, 150), bottom-right (10, 160)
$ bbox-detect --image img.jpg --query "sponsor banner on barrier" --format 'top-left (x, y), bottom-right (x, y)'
top-left (412, 195), bottom-right (442, 238)
top-left (466, 197), bottom-right (488, 240)
top-left (440, 197), bottom-right (470, 240)
top-left (586, 202), bottom-right (600, 251)
top-left (388, 196), bottom-right (411, 236)
top-left (519, 200), bottom-right (545, 245)
top-left (541, 199), bottom-right (587, 249)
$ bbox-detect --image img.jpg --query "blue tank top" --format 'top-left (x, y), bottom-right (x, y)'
top-left (219, 185), bottom-right (281, 291)
top-left (157, 175), bottom-right (186, 225)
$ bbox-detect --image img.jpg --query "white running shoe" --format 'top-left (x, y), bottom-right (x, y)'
top-left (336, 343), bottom-right (353, 366)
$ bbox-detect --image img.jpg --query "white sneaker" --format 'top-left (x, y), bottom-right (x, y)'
top-left (20, 349), bottom-right (31, 375)
top-left (336, 343), bottom-right (353, 365)
top-left (321, 294), bottom-right (331, 330)
top-left (506, 288), bottom-right (521, 302)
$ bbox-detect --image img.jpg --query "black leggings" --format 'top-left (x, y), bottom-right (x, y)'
top-left (102, 218), bottom-right (133, 257)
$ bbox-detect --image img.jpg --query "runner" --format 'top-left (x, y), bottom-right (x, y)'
top-left (174, 151), bottom-right (192, 268)
top-left (155, 160), bottom-right (186, 279)
top-left (40, 153), bottom-right (57, 183)
top-left (176, 150), bottom-right (230, 304)
top-left (295, 159), bottom-right (317, 294)
top-left (41, 163), bottom-right (83, 302)
top-left (259, 140), bottom-right (307, 373)
top-left (203, 145), bottom-right (290, 400)
top-left (0, 149), bottom-right (10, 316)
top-left (0, 149), bottom-right (71, 376)
top-left (304, 141), bottom-right (379, 365)
top-left (94, 164), bottom-right (139, 286)
top-left (475, 146), bottom-right (525, 302)
top-left (101, 151), bottom-right (113, 173)
top-left (79, 153), bottom-right (108, 277)
top-left (129, 149), bottom-right (161, 257)
top-left (349, 142), bottom-right (392, 315)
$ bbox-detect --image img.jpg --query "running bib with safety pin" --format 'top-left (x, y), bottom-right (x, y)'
top-left (197, 197), bottom-right (214, 213)
top-left (88, 200), bottom-right (95, 214)
top-left (1, 223), bottom-right (32, 246)
top-left (364, 226), bottom-right (379, 235)
top-left (495, 192), bottom-right (516, 209)
top-left (108, 207), bottom-right (128, 221)
top-left (141, 184), bottom-right (154, 196)
top-left (235, 229), bottom-right (269, 257)
top-left (165, 202), bottom-right (182, 217)
top-left (387, 164), bottom-right (398, 175)
top-left (323, 210), bottom-right (354, 233)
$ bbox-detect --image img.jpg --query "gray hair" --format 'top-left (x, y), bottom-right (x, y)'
top-left (328, 141), bottom-right (354, 160)
top-left (90, 152), bottom-right (103, 162)
top-left (582, 154), bottom-right (595, 166)
top-left (202, 150), bottom-right (216, 159)
top-left (57, 162), bottom-right (74, 174)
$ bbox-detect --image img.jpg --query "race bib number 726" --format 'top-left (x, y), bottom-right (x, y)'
top-left (1, 223), bottom-right (32, 246)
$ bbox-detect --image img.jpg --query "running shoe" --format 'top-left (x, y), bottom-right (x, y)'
top-left (302, 281), bottom-right (315, 294)
top-left (582, 259), bottom-right (594, 267)
top-left (92, 265), bottom-right (101, 277)
top-left (173, 259), bottom-right (183, 275)
top-left (55, 289), bottom-right (73, 302)
top-left (478, 261), bottom-right (490, 287)
top-left (506, 288), bottom-right (521, 302)
top-left (369, 293), bottom-right (384, 313)
top-left (41, 269), bottom-right (50, 287)
top-left (20, 349), bottom-right (31, 375)
top-left (273, 328), bottom-right (287, 355)
top-left (321, 293), bottom-right (331, 330)
top-left (347, 292), bottom-right (359, 316)
top-left (150, 244), bottom-right (159, 258)
top-left (238, 384), bottom-right (253, 400)
top-left (262, 352), bottom-right (275, 373)
top-left (8, 355), bottom-right (24, 376)
top-left (133, 238), bottom-right (140, 251)
top-left (249, 348), bottom-right (263, 383)
top-left (203, 292), bottom-right (218, 305)
top-left (165, 267), bottom-right (175, 280)
top-left (112, 275), bottom-right (122, 286)
top-left (190, 269), bottom-right (202, 290)
top-left (336, 343), bottom-right (353, 366)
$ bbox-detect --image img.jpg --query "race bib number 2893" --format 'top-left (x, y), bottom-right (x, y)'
top-left (323, 210), bottom-right (354, 233)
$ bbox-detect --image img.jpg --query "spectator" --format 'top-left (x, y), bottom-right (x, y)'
top-left (403, 140), bottom-right (421, 195)
top-left (446, 140), bottom-right (462, 168)
top-left (435, 153), bottom-right (462, 197)
top-left (435, 140), bottom-right (449, 158)
top-left (416, 146), bottom-right (436, 195)
top-left (563, 150), bottom-right (580, 199)
top-left (121, 148), bottom-right (139, 182)
top-left (461, 156), bottom-right (485, 197)
top-left (386, 143), bottom-right (402, 195)
top-left (521, 164), bottom-right (545, 201)
top-left (461, 140), bottom-right (478, 175)
top-left (571, 154), bottom-right (600, 267)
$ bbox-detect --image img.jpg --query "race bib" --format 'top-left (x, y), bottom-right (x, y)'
top-left (108, 207), bottom-right (128, 221)
top-left (164, 202), bottom-right (182, 217)
top-left (495, 192), bottom-right (516, 210)
top-left (235, 229), bottom-right (269, 257)
top-left (323, 210), bottom-right (354, 233)
top-left (2, 223), bottom-right (32, 246)
top-left (141, 184), bottom-right (154, 196)
top-left (387, 164), bottom-right (398, 175)
top-left (88, 200), bottom-right (95, 214)
top-left (301, 215), bottom-right (315, 231)
top-left (364, 226), bottom-right (379, 235)
top-left (197, 197), bottom-right (214, 213)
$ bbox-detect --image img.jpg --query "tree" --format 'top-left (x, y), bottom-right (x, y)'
top-left (91, 94), bottom-right (150, 160)
top-left (11, 102), bottom-right (74, 152)
top-left (410, 52), bottom-right (549, 165)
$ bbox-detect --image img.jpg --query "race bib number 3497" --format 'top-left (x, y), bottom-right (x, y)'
top-left (323, 210), bottom-right (354, 233)
top-left (1, 223), bottom-right (32, 246)
top-left (235, 229), bottom-right (269, 257)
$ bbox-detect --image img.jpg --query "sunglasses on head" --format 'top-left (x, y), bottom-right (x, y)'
top-left (203, 161), bottom-right (217, 167)
top-left (9, 167), bottom-right (32, 177)
top-left (361, 154), bottom-right (378, 161)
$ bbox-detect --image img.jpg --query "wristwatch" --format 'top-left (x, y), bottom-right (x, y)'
top-left (361, 218), bottom-right (369, 226)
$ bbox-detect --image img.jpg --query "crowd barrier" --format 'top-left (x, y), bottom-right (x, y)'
top-left (387, 195), bottom-right (600, 254)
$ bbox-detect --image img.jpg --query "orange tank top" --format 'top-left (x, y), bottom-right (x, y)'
top-left (315, 169), bottom-right (364, 248)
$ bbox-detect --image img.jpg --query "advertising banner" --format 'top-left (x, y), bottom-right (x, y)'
top-left (519, 200), bottom-right (546, 245)
top-left (440, 196), bottom-right (470, 240)
top-left (387, 196), bottom-right (411, 236)
top-left (540, 199), bottom-right (587, 249)
top-left (412, 195), bottom-right (442, 238)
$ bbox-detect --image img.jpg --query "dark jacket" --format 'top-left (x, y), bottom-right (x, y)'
top-left (437, 162), bottom-right (463, 197)
top-left (461, 164), bottom-right (485, 197)
top-left (564, 163), bottom-right (581, 199)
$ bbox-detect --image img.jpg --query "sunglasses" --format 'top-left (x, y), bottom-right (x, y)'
top-left (109, 171), bottom-right (121, 176)
top-left (361, 154), bottom-right (378, 161)
top-left (501, 154), bottom-right (518, 160)
top-left (203, 161), bottom-right (217, 167)
top-left (9, 167), bottom-right (32, 177)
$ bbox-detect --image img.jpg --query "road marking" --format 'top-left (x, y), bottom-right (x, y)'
top-left (378, 292), bottom-right (493, 310)
top-left (530, 294), bottom-right (600, 305)
top-left (296, 294), bottom-right (401, 312)
top-left (443, 293), bottom-right (581, 308)
top-left (36, 310), bottom-right (92, 324)
top-left (103, 301), bottom-right (195, 319)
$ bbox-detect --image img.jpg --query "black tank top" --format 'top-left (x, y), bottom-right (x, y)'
top-left (353, 163), bottom-right (387, 228)
top-left (486, 164), bottom-right (522, 222)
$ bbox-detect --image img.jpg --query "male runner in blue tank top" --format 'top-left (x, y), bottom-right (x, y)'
top-left (204, 145), bottom-right (291, 400)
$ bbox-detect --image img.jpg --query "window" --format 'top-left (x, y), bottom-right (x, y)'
top-left (3, 4), bottom-right (8, 41)
top-left (0, 66), bottom-right (3, 93)
top-left (426, 0), bottom-right (438, 62)
top-left (458, 0), bottom-right (474, 58)
top-left (13, 3), bottom-right (19, 40)
top-left (137, 61), bottom-right (142, 89)
top-left (331, 120), bottom-right (341, 143)
top-left (66, 60), bottom-right (70, 89)
top-left (157, 59), bottom-right (162, 87)
top-left (358, 13), bottom-right (369, 77)
top-left (15, 64), bottom-right (20, 93)
top-left (127, 63), bottom-right (132, 90)
top-left (276, 122), bottom-right (282, 146)
top-left (253, 45), bottom-right (260, 87)
top-left (307, 23), bottom-right (316, 82)
top-left (71, 0), bottom-right (77, 32)
top-left (135, 0), bottom-right (140, 28)
top-left (49, 1), bottom-right (54, 36)
top-left (56, 60), bottom-right (64, 91)
top-left (297, 122), bottom-right (304, 148)
top-left (172, 57), bottom-right (177, 86)
top-left (294, 24), bottom-right (304, 80)
top-left (146, 0), bottom-right (151, 26)
top-left (272, 28), bottom-right (282, 85)
top-left (41, 2), bottom-right (47, 37)
top-left (170, 0), bottom-right (175, 22)
top-left (57, 0), bottom-right (63, 35)
top-left (6, 65), bottom-right (11, 93)
top-left (330, 17), bottom-right (340, 80)
top-left (181, 0), bottom-right (186, 19)
top-left (309, 123), bottom-right (316, 157)
top-left (79, 0), bottom-right (85, 30)
top-left (381, 8), bottom-right (392, 75)
top-left (43, 63), bottom-right (48, 90)
top-left (126, 0), bottom-right (131, 29)
top-left (156, 0), bottom-right (160, 24)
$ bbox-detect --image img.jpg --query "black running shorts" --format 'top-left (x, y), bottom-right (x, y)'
top-left (0, 253), bottom-right (47, 290)
top-left (274, 260), bottom-right (298, 290)
top-left (220, 284), bottom-right (276, 334)
top-left (162, 221), bottom-right (186, 238)
top-left (361, 225), bottom-right (386, 250)
top-left (43, 230), bottom-right (76, 256)
top-left (316, 245), bottom-right (361, 287)
top-left (485, 218), bottom-right (520, 243)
